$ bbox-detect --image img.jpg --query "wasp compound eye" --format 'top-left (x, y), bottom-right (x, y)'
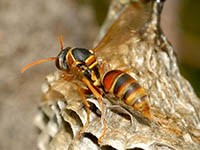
top-left (55, 47), bottom-right (71, 71)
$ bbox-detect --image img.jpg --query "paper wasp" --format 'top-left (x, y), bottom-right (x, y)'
top-left (22, 1), bottom-right (152, 144)
top-left (21, 37), bottom-right (150, 143)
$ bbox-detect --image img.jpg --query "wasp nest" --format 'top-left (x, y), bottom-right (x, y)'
top-left (34, 0), bottom-right (200, 150)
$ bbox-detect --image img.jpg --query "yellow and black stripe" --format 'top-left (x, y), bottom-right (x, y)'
top-left (56, 47), bottom-right (100, 85)
top-left (102, 70), bottom-right (150, 118)
top-left (69, 48), bottom-right (98, 69)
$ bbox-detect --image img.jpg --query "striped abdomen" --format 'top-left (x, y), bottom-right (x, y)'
top-left (101, 70), bottom-right (150, 118)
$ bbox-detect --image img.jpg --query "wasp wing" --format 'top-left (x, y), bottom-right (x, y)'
top-left (93, 1), bottom-right (152, 69)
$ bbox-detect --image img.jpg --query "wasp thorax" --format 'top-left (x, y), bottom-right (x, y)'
top-left (55, 47), bottom-right (71, 71)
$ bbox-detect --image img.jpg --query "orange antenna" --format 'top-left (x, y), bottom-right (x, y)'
top-left (21, 57), bottom-right (57, 73)
top-left (58, 35), bottom-right (64, 50)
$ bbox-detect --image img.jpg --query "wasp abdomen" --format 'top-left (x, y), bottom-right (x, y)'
top-left (102, 70), bottom-right (150, 118)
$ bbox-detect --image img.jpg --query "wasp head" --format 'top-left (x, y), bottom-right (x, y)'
top-left (55, 47), bottom-right (71, 71)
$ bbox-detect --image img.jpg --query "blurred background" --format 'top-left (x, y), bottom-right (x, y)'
top-left (0, 0), bottom-right (199, 149)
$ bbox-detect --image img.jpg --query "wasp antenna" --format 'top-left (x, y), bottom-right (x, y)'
top-left (58, 35), bottom-right (64, 50)
top-left (21, 57), bottom-right (57, 73)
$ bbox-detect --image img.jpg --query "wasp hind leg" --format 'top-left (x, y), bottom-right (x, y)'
top-left (96, 97), bottom-right (107, 144)
top-left (82, 77), bottom-right (107, 144)
top-left (99, 60), bottom-right (110, 76)
top-left (76, 87), bottom-right (91, 139)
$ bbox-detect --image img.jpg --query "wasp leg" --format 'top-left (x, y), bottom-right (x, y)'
top-left (60, 72), bottom-right (74, 81)
top-left (82, 77), bottom-right (107, 144)
top-left (76, 87), bottom-right (91, 139)
top-left (107, 105), bottom-right (137, 129)
top-left (99, 60), bottom-right (110, 76)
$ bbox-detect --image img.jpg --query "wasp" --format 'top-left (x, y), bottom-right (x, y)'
top-left (22, 37), bottom-right (150, 143)
top-left (22, 1), bottom-right (152, 143)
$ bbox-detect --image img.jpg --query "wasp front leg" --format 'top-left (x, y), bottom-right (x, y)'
top-left (76, 86), bottom-right (91, 139)
top-left (82, 77), bottom-right (107, 144)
